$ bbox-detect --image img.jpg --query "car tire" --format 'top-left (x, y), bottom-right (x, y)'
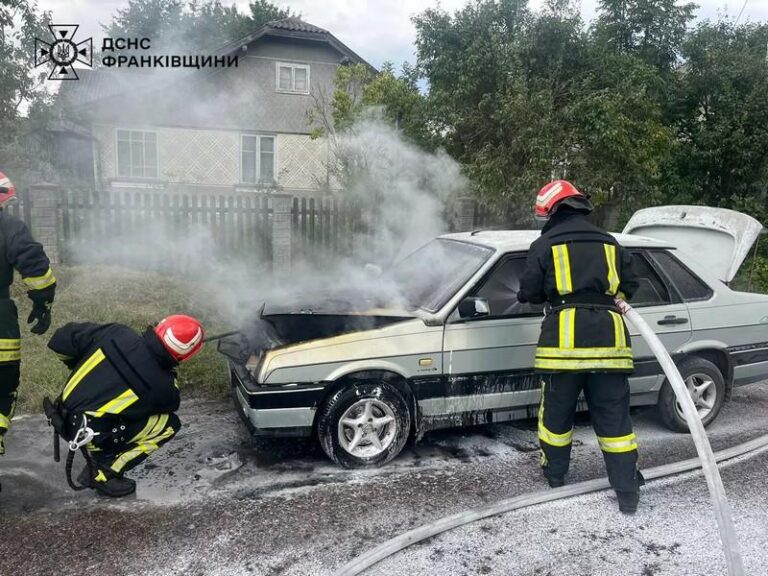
top-left (658, 356), bottom-right (726, 433)
top-left (317, 380), bottom-right (411, 468)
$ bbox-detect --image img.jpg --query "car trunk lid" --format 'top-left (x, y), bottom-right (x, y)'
top-left (623, 206), bottom-right (764, 283)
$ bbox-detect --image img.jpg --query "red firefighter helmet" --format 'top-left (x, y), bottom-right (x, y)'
top-left (154, 315), bottom-right (205, 362)
top-left (0, 172), bottom-right (16, 206)
top-left (535, 179), bottom-right (593, 219)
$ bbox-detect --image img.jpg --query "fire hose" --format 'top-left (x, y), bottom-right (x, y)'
top-left (335, 298), bottom-right (749, 576)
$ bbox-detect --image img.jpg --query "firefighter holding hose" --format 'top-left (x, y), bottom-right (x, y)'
top-left (517, 180), bottom-right (644, 514)
top-left (46, 315), bottom-right (204, 497)
top-left (0, 172), bottom-right (56, 463)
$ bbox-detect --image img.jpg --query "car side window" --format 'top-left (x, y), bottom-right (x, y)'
top-left (472, 256), bottom-right (545, 318)
top-left (628, 251), bottom-right (672, 307)
top-left (650, 250), bottom-right (713, 301)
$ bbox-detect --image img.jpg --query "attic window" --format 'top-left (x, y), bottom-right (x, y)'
top-left (276, 62), bottom-right (310, 94)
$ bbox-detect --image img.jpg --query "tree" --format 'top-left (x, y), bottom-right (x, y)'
top-left (668, 22), bottom-right (768, 223)
top-left (0, 0), bottom-right (57, 188)
top-left (594, 0), bottom-right (696, 71)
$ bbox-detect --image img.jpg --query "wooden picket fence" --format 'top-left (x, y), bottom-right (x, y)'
top-left (60, 190), bottom-right (274, 272)
top-left (9, 188), bottom-right (489, 273)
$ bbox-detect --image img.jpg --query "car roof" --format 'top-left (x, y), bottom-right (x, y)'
top-left (440, 230), bottom-right (674, 251)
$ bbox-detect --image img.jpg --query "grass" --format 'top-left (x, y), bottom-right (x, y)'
top-left (11, 266), bottom-right (233, 413)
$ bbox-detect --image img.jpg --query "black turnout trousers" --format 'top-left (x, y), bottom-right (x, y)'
top-left (538, 372), bottom-right (641, 492)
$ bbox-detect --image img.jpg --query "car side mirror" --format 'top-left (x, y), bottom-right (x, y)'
top-left (458, 297), bottom-right (490, 319)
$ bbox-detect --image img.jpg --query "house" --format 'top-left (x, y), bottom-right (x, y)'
top-left (55, 17), bottom-right (372, 195)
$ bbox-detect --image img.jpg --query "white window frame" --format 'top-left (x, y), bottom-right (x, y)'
top-left (275, 62), bottom-right (310, 94)
top-left (115, 128), bottom-right (159, 179)
top-left (240, 134), bottom-right (277, 185)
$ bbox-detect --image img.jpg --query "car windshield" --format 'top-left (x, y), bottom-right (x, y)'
top-left (386, 239), bottom-right (494, 312)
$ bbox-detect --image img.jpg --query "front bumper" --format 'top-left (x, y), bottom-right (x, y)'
top-left (230, 363), bottom-right (322, 438)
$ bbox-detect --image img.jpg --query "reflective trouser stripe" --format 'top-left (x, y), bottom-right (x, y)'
top-left (558, 309), bottom-right (576, 349)
top-left (110, 425), bottom-right (176, 473)
top-left (0, 413), bottom-right (10, 429)
top-left (129, 414), bottom-right (169, 443)
top-left (535, 357), bottom-right (634, 371)
top-left (0, 339), bottom-right (21, 350)
top-left (0, 350), bottom-right (21, 362)
top-left (598, 433), bottom-right (638, 453)
top-left (603, 243), bottom-right (620, 295)
top-left (536, 346), bottom-right (632, 358)
top-left (91, 388), bottom-right (139, 416)
top-left (538, 424), bottom-right (573, 447)
top-left (537, 378), bottom-right (573, 448)
top-left (62, 349), bottom-right (106, 401)
top-left (552, 244), bottom-right (573, 295)
top-left (23, 267), bottom-right (56, 290)
top-left (610, 311), bottom-right (627, 348)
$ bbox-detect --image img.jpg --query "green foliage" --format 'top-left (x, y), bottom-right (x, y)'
top-left (0, 0), bottom-right (56, 188)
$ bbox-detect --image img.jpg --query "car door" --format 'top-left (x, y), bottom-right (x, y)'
top-left (435, 254), bottom-right (544, 424)
top-left (625, 250), bottom-right (693, 398)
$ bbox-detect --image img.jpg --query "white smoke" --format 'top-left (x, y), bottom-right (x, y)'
top-left (68, 119), bottom-right (469, 326)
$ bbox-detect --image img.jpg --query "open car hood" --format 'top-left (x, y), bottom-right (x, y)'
top-left (218, 290), bottom-right (414, 365)
top-left (623, 206), bottom-right (764, 283)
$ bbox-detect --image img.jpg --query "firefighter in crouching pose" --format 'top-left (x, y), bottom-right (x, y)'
top-left (46, 315), bottom-right (204, 497)
top-left (1, 172), bottom-right (56, 461)
top-left (517, 180), bottom-right (644, 514)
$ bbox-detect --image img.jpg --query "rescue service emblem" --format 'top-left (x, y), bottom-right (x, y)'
top-left (34, 24), bottom-right (93, 80)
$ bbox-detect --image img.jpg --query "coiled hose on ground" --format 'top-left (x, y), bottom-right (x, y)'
top-left (335, 299), bottom-right (749, 576)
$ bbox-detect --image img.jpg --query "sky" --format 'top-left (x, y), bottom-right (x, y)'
top-left (36, 0), bottom-right (768, 69)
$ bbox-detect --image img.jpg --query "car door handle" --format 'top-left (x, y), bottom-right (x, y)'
top-left (657, 316), bottom-right (689, 325)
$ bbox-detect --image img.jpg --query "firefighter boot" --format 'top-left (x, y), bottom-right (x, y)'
top-left (547, 476), bottom-right (565, 488)
top-left (616, 490), bottom-right (640, 515)
top-left (78, 464), bottom-right (136, 498)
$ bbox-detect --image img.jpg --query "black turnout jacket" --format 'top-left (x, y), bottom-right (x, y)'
top-left (518, 210), bottom-right (639, 373)
top-left (48, 323), bottom-right (180, 419)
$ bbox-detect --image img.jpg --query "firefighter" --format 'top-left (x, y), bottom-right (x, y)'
top-left (0, 171), bottom-right (56, 459)
top-left (517, 180), bottom-right (643, 514)
top-left (47, 315), bottom-right (204, 497)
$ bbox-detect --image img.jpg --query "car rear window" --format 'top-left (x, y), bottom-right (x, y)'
top-left (651, 250), bottom-right (713, 301)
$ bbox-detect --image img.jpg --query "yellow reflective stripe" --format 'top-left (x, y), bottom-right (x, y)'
top-left (536, 347), bottom-right (632, 358)
top-left (538, 423), bottom-right (573, 447)
top-left (93, 388), bottom-right (139, 416)
top-left (23, 267), bottom-right (56, 290)
top-left (558, 309), bottom-right (576, 349)
top-left (0, 413), bottom-right (10, 429)
top-left (598, 433), bottom-right (638, 453)
top-left (62, 349), bottom-right (106, 401)
top-left (94, 470), bottom-right (108, 483)
top-left (551, 244), bottom-right (573, 295)
top-left (146, 414), bottom-right (169, 440)
top-left (0, 350), bottom-right (21, 362)
top-left (0, 339), bottom-right (21, 350)
top-left (110, 425), bottom-right (176, 473)
top-left (535, 357), bottom-right (634, 370)
top-left (129, 415), bottom-right (158, 443)
top-left (604, 244), bottom-right (620, 295)
top-left (610, 311), bottom-right (627, 348)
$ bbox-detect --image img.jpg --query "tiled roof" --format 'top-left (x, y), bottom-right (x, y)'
top-left (268, 17), bottom-right (329, 35)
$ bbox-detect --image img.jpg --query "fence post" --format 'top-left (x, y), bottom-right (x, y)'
top-left (454, 197), bottom-right (477, 232)
top-left (28, 183), bottom-right (62, 265)
top-left (271, 194), bottom-right (293, 274)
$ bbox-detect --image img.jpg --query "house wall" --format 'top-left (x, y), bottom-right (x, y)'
top-left (92, 123), bottom-right (330, 194)
top-left (86, 35), bottom-right (343, 194)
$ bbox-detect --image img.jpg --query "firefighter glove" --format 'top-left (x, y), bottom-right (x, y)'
top-left (28, 302), bottom-right (52, 335)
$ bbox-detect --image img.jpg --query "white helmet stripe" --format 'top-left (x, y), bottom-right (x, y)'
top-left (163, 327), bottom-right (202, 355)
top-left (536, 182), bottom-right (563, 206)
